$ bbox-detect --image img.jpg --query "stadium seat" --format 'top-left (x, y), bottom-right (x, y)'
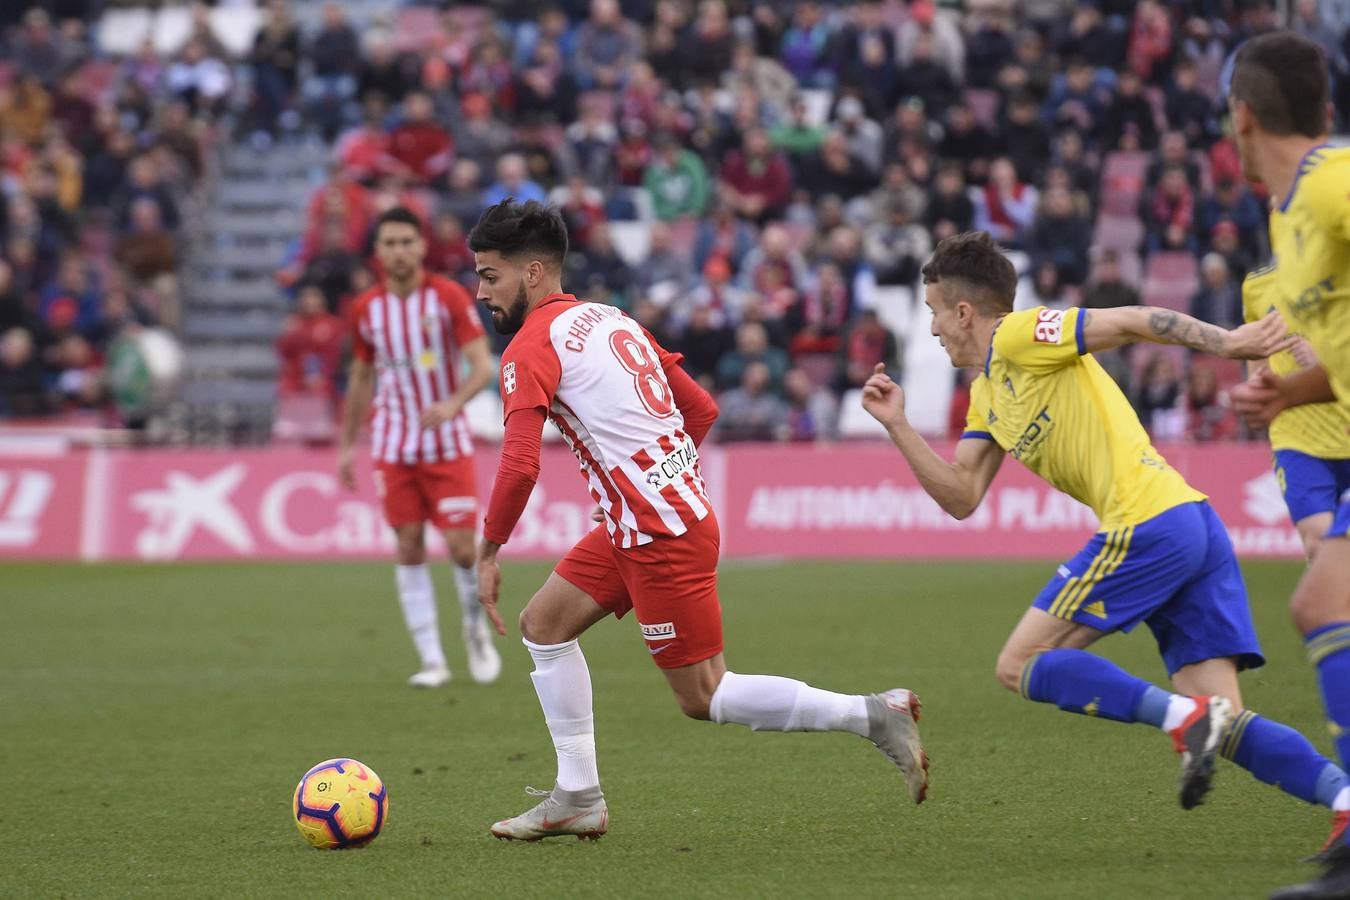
top-left (899, 315), bottom-right (955, 437)
top-left (609, 220), bottom-right (652, 267)
top-left (1100, 151), bottom-right (1150, 217)
top-left (394, 7), bottom-right (444, 54)
top-left (465, 390), bottom-right (505, 442)
top-left (798, 89), bottom-right (833, 126)
top-left (273, 393), bottom-right (336, 445)
top-left (1093, 211), bottom-right (1145, 253)
top-left (872, 285), bottom-right (914, 344)
top-left (1142, 250), bottom-right (1200, 313)
top-left (836, 389), bottom-right (890, 439)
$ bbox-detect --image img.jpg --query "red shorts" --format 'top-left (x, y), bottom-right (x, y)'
top-left (555, 513), bottom-right (723, 669)
top-left (374, 458), bottom-right (478, 531)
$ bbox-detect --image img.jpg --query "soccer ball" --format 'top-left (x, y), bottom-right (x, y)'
top-left (292, 758), bottom-right (389, 849)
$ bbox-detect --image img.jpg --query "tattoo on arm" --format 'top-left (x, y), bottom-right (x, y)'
top-left (1147, 309), bottom-right (1224, 353)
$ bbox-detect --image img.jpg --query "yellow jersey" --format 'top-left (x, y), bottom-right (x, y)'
top-left (1268, 144), bottom-right (1350, 411)
top-left (963, 306), bottom-right (1205, 529)
top-left (1243, 264), bottom-right (1350, 458)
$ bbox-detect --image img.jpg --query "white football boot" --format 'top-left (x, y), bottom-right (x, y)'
top-left (865, 688), bottom-right (929, 804)
top-left (463, 616), bottom-right (502, 684)
top-left (491, 784), bottom-right (608, 841)
top-left (408, 665), bottom-right (451, 688)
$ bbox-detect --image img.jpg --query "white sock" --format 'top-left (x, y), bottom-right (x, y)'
top-left (451, 563), bottom-right (481, 628)
top-left (1162, 695), bottom-right (1198, 732)
top-left (1334, 786), bottom-right (1350, 812)
top-left (525, 638), bottom-right (599, 791)
top-left (395, 564), bottom-right (446, 670)
top-left (708, 671), bottom-right (870, 736)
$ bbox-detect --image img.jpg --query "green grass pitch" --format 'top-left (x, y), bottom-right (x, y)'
top-left (5, 559), bottom-right (1334, 898)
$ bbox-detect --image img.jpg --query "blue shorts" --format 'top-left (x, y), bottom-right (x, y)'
top-left (1329, 496), bottom-right (1350, 539)
top-left (1273, 449), bottom-right (1350, 525)
top-left (1032, 501), bottom-right (1265, 675)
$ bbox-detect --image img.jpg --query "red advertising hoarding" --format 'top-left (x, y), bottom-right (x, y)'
top-left (0, 442), bottom-right (1302, 562)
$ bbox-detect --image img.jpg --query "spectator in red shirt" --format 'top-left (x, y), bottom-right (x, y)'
top-left (384, 91), bottom-right (453, 185)
top-left (1184, 362), bottom-right (1237, 442)
top-left (558, 175), bottom-right (607, 248)
top-left (277, 284), bottom-right (344, 400)
top-left (424, 210), bottom-right (473, 279)
top-left (720, 127), bottom-right (793, 224)
top-left (334, 102), bottom-right (390, 185)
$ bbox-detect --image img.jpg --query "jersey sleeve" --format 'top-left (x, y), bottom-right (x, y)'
top-left (961, 378), bottom-right (994, 441)
top-left (437, 278), bottom-right (487, 348)
top-left (1299, 155), bottom-right (1350, 242)
top-left (992, 306), bottom-right (1086, 373)
top-left (500, 338), bottom-right (562, 421)
top-left (640, 324), bottom-right (686, 370)
top-left (348, 297), bottom-right (375, 363)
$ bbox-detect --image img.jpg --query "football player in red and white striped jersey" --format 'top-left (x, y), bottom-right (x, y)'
top-left (338, 206), bottom-right (500, 688)
top-left (469, 199), bottom-right (928, 842)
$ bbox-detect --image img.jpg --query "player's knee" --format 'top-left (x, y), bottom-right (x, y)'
top-left (674, 690), bottom-right (713, 721)
top-left (994, 650), bottom-right (1027, 694)
top-left (448, 545), bottom-right (475, 569)
top-left (396, 544), bottom-right (426, 566)
top-left (1290, 583), bottom-right (1331, 634)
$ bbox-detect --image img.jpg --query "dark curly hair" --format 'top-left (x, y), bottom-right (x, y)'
top-left (467, 198), bottom-right (569, 266)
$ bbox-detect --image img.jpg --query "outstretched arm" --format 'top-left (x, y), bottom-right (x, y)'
top-left (337, 358), bottom-right (375, 491)
top-left (478, 405), bottom-right (548, 636)
top-left (1078, 306), bottom-right (1292, 359)
top-left (861, 364), bottom-right (1004, 520)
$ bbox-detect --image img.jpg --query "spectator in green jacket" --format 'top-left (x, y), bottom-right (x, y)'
top-left (643, 132), bottom-right (710, 221)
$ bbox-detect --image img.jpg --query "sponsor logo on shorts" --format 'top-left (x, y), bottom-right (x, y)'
top-left (648, 643), bottom-right (674, 655)
top-left (1056, 564), bottom-right (1071, 578)
top-left (640, 621), bottom-right (676, 640)
top-left (1033, 308), bottom-right (1063, 344)
top-left (502, 361), bottom-right (517, 394)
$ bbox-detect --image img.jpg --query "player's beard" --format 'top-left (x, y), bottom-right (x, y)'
top-left (492, 280), bottom-right (530, 335)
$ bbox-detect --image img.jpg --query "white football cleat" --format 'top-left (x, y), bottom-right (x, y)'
top-left (408, 665), bottom-right (451, 688)
top-left (491, 784), bottom-right (608, 842)
top-left (464, 617), bottom-right (502, 684)
top-left (865, 688), bottom-right (929, 804)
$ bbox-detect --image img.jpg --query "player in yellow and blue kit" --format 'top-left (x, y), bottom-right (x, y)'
top-left (1224, 32), bottom-right (1350, 899)
top-left (1242, 267), bottom-right (1350, 558)
top-left (863, 232), bottom-right (1350, 868)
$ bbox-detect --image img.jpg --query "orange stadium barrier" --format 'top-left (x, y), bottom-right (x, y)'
top-left (0, 443), bottom-right (1300, 562)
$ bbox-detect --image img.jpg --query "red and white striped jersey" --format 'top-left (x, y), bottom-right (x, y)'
top-left (349, 274), bottom-right (485, 464)
top-left (500, 294), bottom-right (713, 548)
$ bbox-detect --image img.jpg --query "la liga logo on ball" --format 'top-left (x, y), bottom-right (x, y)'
top-left (293, 758), bottom-right (388, 849)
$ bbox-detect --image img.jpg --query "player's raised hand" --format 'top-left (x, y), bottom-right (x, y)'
top-left (476, 547), bottom-right (508, 636)
top-left (1231, 369), bottom-right (1285, 430)
top-left (1223, 310), bottom-right (1296, 360)
top-left (861, 363), bottom-right (906, 428)
top-left (337, 447), bottom-right (357, 492)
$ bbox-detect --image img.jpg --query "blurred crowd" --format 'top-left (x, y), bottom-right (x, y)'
top-left (6, 0), bottom-right (1350, 444)
top-left (268, 0), bottom-right (1347, 444)
top-left (0, 4), bottom-right (205, 421)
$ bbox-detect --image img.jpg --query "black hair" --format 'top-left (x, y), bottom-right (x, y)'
top-left (1231, 31), bottom-right (1329, 138)
top-left (921, 232), bottom-right (1018, 315)
top-left (467, 198), bottom-right (569, 265)
top-left (373, 206), bottom-right (424, 239)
